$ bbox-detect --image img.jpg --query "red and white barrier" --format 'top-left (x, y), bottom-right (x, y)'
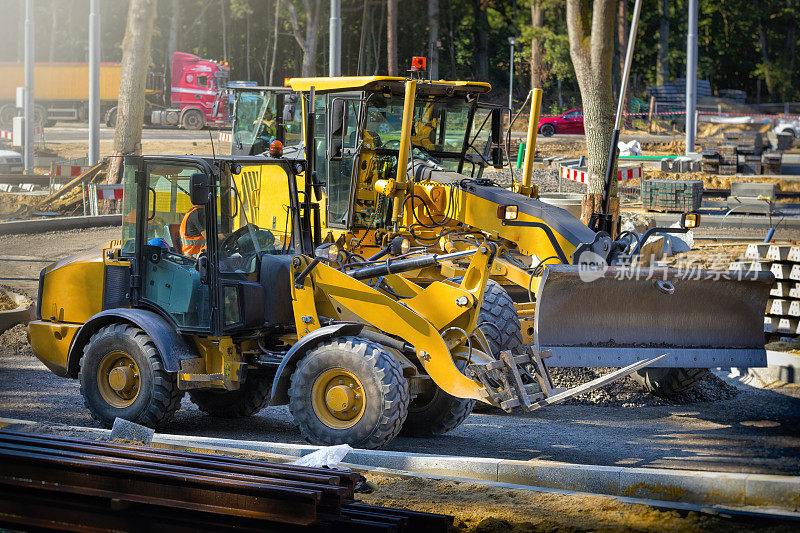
top-left (559, 165), bottom-right (642, 184)
top-left (85, 183), bottom-right (123, 200)
top-left (53, 164), bottom-right (91, 177)
top-left (218, 131), bottom-right (232, 142)
top-left (0, 127), bottom-right (44, 141)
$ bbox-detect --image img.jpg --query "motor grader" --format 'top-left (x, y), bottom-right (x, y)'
top-left (227, 71), bottom-right (773, 397)
top-left (29, 151), bottom-right (664, 448)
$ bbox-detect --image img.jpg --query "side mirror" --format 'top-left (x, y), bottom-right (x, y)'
top-left (190, 173), bottom-right (210, 205)
top-left (681, 212), bottom-right (701, 229)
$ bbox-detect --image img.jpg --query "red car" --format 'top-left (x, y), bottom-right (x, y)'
top-left (538, 109), bottom-right (584, 136)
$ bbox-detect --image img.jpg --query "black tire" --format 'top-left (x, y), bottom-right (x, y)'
top-left (401, 364), bottom-right (474, 437)
top-left (33, 106), bottom-right (47, 128)
top-left (189, 375), bottom-right (272, 418)
top-left (182, 109), bottom-right (205, 130)
top-left (78, 323), bottom-right (183, 428)
top-left (0, 104), bottom-right (17, 129)
top-left (540, 123), bottom-right (556, 137)
top-left (449, 278), bottom-right (523, 356)
top-left (288, 336), bottom-right (409, 449)
top-left (780, 128), bottom-right (796, 139)
top-left (105, 107), bottom-right (118, 127)
top-left (631, 368), bottom-right (709, 398)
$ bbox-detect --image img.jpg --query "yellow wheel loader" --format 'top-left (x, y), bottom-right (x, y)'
top-left (227, 71), bottom-right (773, 398)
top-left (29, 152), bottom-right (663, 448)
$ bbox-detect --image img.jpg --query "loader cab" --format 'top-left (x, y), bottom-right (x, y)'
top-left (119, 155), bottom-right (307, 338)
top-left (286, 77), bottom-right (498, 234)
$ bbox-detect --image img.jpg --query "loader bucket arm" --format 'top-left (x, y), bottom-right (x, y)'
top-left (534, 265), bottom-right (774, 368)
top-left (289, 246), bottom-right (498, 401)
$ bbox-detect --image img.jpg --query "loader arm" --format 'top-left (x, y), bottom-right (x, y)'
top-left (289, 246), bottom-right (498, 401)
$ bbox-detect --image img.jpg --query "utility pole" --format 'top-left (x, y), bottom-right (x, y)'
top-left (23, 0), bottom-right (34, 173)
top-left (685, 0), bottom-right (698, 154)
top-left (508, 37), bottom-right (516, 112)
top-left (329, 0), bottom-right (341, 76)
top-left (89, 0), bottom-right (100, 165)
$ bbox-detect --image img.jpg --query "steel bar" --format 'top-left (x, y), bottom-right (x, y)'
top-left (0, 432), bottom-right (346, 488)
top-left (0, 431), bottom-right (451, 532)
top-left (0, 430), bottom-right (359, 487)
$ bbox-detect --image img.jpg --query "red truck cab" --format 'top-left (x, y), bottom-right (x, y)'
top-left (150, 52), bottom-right (230, 130)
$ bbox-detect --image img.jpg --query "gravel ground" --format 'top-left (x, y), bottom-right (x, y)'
top-left (549, 368), bottom-right (739, 407)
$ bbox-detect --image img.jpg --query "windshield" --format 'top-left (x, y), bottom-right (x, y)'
top-left (232, 90), bottom-right (274, 147)
top-left (364, 94), bottom-right (475, 155)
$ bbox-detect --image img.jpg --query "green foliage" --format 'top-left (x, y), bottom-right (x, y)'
top-left (0, 0), bottom-right (796, 103)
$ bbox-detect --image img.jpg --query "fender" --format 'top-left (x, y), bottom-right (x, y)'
top-left (268, 322), bottom-right (363, 406)
top-left (66, 308), bottom-right (199, 378)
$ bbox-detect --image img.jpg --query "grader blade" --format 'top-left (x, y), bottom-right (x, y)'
top-left (534, 265), bottom-right (773, 369)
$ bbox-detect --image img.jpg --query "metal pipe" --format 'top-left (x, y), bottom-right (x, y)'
top-left (329, 0), bottom-right (342, 77)
top-left (391, 80), bottom-right (417, 225)
top-left (23, 0), bottom-right (33, 174)
top-left (350, 249), bottom-right (474, 280)
top-left (685, 0), bottom-right (699, 154)
top-left (508, 37), bottom-right (516, 112)
top-left (521, 88), bottom-right (542, 188)
top-left (598, 0), bottom-right (642, 223)
top-left (88, 0), bottom-right (100, 165)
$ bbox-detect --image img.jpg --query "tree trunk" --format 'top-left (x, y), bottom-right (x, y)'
top-left (565, 0), bottom-right (617, 221)
top-left (166, 0), bottom-right (180, 107)
top-left (220, 0), bottom-right (228, 62)
top-left (617, 0), bottom-right (630, 128)
top-left (428, 0), bottom-right (439, 79)
top-left (288, 1), bottom-right (321, 77)
top-left (530, 0), bottom-right (544, 88)
top-left (49, 0), bottom-right (58, 61)
top-left (106, 0), bottom-right (158, 213)
top-left (269, 0), bottom-right (281, 85)
top-left (755, 0), bottom-right (774, 96)
top-left (245, 15), bottom-right (251, 80)
top-left (472, 0), bottom-right (489, 80)
top-left (387, 0), bottom-right (398, 75)
top-left (656, 0), bottom-right (668, 85)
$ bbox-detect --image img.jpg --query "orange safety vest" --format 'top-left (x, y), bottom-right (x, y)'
top-left (179, 206), bottom-right (206, 257)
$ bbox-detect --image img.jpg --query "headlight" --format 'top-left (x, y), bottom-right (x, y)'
top-left (390, 236), bottom-right (410, 256)
top-left (497, 205), bottom-right (518, 220)
top-left (314, 242), bottom-right (340, 261)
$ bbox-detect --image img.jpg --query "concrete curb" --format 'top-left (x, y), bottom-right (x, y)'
top-left (0, 214), bottom-right (121, 235)
top-left (3, 419), bottom-right (793, 511)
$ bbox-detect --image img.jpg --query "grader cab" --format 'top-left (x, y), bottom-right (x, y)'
top-left (227, 73), bottom-right (772, 396)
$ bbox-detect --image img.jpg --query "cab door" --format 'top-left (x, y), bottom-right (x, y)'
top-left (321, 93), bottom-right (362, 228)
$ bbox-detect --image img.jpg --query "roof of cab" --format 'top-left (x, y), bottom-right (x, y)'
top-left (285, 76), bottom-right (491, 95)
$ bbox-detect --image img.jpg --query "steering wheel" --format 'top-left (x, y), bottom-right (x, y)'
top-left (220, 224), bottom-right (258, 257)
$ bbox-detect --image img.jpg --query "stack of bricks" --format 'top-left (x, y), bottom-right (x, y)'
top-left (716, 143), bottom-right (738, 175)
top-left (699, 150), bottom-right (720, 173)
top-left (735, 244), bottom-right (800, 342)
top-left (642, 179), bottom-right (703, 212)
top-left (763, 152), bottom-right (782, 175)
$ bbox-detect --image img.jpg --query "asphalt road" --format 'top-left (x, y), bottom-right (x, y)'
top-left (0, 349), bottom-right (798, 475)
top-left (2, 231), bottom-right (799, 477)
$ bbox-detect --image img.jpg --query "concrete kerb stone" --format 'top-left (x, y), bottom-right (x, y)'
top-left (1, 418), bottom-right (798, 511)
top-left (0, 214), bottom-right (121, 235)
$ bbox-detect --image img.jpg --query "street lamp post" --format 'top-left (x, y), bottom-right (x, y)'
top-left (508, 36), bottom-right (516, 113)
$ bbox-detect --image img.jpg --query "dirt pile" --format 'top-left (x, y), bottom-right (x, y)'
top-left (358, 474), bottom-right (759, 533)
top-left (549, 368), bottom-right (738, 407)
top-left (0, 289), bottom-right (17, 311)
top-left (0, 324), bottom-right (32, 357)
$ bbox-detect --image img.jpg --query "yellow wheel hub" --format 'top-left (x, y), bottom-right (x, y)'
top-left (97, 351), bottom-right (140, 408)
top-left (312, 368), bottom-right (365, 429)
